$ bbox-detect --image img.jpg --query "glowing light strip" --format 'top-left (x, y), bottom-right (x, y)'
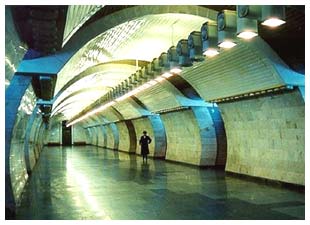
top-left (67, 101), bottom-right (116, 127)
top-left (67, 71), bottom-right (181, 127)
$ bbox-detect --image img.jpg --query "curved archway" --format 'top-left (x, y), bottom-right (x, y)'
top-left (55, 6), bottom-right (218, 93)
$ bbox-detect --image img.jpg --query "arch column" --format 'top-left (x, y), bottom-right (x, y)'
top-left (191, 106), bottom-right (218, 166)
top-left (100, 125), bottom-right (108, 148)
top-left (24, 105), bottom-right (39, 174)
top-left (5, 74), bottom-right (32, 218)
top-left (149, 115), bottom-right (167, 158)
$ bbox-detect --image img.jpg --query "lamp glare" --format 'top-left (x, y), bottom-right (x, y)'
top-left (261, 18), bottom-right (286, 27)
top-left (170, 68), bottom-right (182, 74)
top-left (237, 31), bottom-right (258, 40)
top-left (203, 49), bottom-right (219, 57)
top-left (218, 41), bottom-right (237, 49)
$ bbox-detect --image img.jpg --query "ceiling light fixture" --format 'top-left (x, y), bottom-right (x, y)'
top-left (261, 18), bottom-right (286, 27)
top-left (188, 31), bottom-right (204, 61)
top-left (261, 5), bottom-right (286, 27)
top-left (155, 76), bottom-right (165, 82)
top-left (162, 72), bottom-right (173, 78)
top-left (217, 10), bottom-right (237, 49)
top-left (218, 41), bottom-right (237, 49)
top-left (237, 31), bottom-right (258, 39)
top-left (203, 48), bottom-right (219, 57)
top-left (66, 101), bottom-right (116, 127)
top-left (176, 39), bottom-right (192, 67)
top-left (201, 21), bottom-right (220, 57)
top-left (236, 5), bottom-right (260, 40)
top-left (170, 67), bottom-right (182, 74)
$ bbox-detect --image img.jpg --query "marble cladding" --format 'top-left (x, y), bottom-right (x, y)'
top-left (149, 115), bottom-right (167, 158)
top-left (115, 122), bottom-right (132, 152)
top-left (73, 124), bottom-right (89, 144)
top-left (191, 106), bottom-right (218, 166)
top-left (104, 124), bottom-right (118, 150)
top-left (10, 111), bottom-right (30, 203)
top-left (47, 123), bottom-right (61, 144)
top-left (219, 89), bottom-right (305, 185)
top-left (207, 107), bottom-right (227, 166)
top-left (28, 117), bottom-right (42, 169)
top-left (97, 126), bottom-right (106, 147)
top-left (89, 127), bottom-right (98, 146)
top-left (7, 82), bottom-right (45, 205)
top-left (132, 117), bottom-right (155, 156)
top-left (161, 109), bottom-right (202, 165)
top-left (82, 107), bottom-right (223, 167)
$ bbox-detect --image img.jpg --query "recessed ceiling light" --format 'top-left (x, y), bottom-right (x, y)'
top-left (261, 18), bottom-right (286, 27)
top-left (218, 41), bottom-right (237, 49)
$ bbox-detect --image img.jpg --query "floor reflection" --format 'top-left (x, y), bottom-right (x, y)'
top-left (16, 146), bottom-right (305, 220)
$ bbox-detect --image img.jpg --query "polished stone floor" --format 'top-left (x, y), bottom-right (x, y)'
top-left (16, 146), bottom-right (305, 220)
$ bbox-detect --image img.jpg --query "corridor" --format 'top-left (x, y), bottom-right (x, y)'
top-left (5, 5), bottom-right (305, 220)
top-left (16, 146), bottom-right (305, 220)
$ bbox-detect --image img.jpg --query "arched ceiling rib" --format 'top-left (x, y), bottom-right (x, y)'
top-left (53, 63), bottom-right (138, 119)
top-left (53, 6), bottom-right (217, 122)
top-left (54, 59), bottom-right (148, 101)
top-left (55, 13), bottom-right (211, 95)
top-left (7, 5), bottom-right (304, 126)
top-left (52, 86), bottom-right (107, 116)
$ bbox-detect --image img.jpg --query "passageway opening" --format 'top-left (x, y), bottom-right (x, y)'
top-left (62, 121), bottom-right (72, 146)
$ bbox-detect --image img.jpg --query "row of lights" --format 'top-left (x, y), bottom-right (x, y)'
top-left (205, 5), bottom-right (286, 56)
top-left (66, 5), bottom-right (286, 127)
top-left (66, 70), bottom-right (181, 126)
top-left (84, 114), bottom-right (150, 129)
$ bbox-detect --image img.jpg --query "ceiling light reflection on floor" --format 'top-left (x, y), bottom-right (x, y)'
top-left (66, 160), bottom-right (111, 219)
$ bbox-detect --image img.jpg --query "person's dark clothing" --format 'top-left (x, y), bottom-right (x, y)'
top-left (139, 135), bottom-right (152, 156)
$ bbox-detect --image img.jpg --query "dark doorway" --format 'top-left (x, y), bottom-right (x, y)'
top-left (62, 121), bottom-right (72, 146)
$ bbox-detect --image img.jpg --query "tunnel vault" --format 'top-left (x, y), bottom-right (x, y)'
top-left (5, 5), bottom-right (305, 219)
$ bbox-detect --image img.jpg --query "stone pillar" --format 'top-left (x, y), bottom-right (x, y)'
top-left (101, 125), bottom-right (107, 147)
top-left (5, 74), bottom-right (32, 218)
top-left (33, 119), bottom-right (43, 159)
top-left (191, 106), bottom-right (218, 166)
top-left (125, 120), bottom-right (137, 153)
top-left (111, 123), bottom-right (119, 150)
top-left (149, 115), bottom-right (167, 158)
top-left (207, 106), bottom-right (227, 166)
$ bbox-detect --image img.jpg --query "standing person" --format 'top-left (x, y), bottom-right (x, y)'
top-left (139, 130), bottom-right (152, 163)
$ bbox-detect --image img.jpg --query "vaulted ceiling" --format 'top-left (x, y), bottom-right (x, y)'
top-left (9, 5), bottom-right (305, 123)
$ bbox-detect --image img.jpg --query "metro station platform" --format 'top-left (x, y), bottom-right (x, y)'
top-left (15, 146), bottom-right (305, 220)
